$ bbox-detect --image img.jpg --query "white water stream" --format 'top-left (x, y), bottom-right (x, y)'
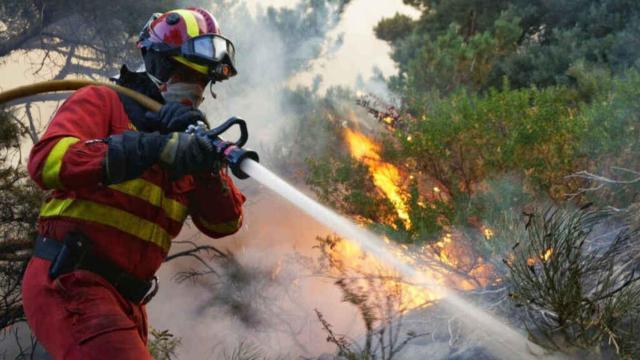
top-left (241, 159), bottom-right (560, 360)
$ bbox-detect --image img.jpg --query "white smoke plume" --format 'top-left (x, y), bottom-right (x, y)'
top-left (147, 1), bottom-right (401, 357)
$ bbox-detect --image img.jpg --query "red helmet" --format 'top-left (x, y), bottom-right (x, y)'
top-left (138, 8), bottom-right (237, 83)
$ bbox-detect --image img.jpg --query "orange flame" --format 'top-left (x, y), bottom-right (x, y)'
top-left (482, 227), bottom-right (495, 240)
top-left (325, 238), bottom-right (441, 311)
top-left (433, 232), bottom-right (494, 290)
top-left (527, 248), bottom-right (554, 265)
top-left (343, 128), bottom-right (411, 228)
top-left (382, 116), bottom-right (395, 125)
top-left (334, 129), bottom-right (498, 313)
top-left (325, 233), bottom-right (497, 312)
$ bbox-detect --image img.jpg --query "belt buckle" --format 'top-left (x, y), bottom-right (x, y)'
top-left (141, 276), bottom-right (159, 305)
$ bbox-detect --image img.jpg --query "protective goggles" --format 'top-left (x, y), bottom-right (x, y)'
top-left (147, 34), bottom-right (238, 81)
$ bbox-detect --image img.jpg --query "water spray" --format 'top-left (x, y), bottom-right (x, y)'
top-left (0, 81), bottom-right (558, 359)
top-left (239, 160), bottom-right (557, 360)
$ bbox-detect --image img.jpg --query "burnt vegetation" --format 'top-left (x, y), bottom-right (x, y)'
top-left (0, 106), bottom-right (42, 356)
top-left (313, 235), bottom-right (431, 360)
top-left (506, 205), bottom-right (640, 357)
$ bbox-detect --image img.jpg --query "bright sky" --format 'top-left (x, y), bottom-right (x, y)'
top-left (247, 0), bottom-right (419, 91)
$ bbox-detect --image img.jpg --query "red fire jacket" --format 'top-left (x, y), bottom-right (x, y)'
top-left (27, 85), bottom-right (245, 279)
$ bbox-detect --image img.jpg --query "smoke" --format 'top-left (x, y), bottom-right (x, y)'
top-left (147, 1), bottom-right (393, 357)
top-left (151, 191), bottom-right (366, 357)
top-left (289, 0), bottom-right (419, 97)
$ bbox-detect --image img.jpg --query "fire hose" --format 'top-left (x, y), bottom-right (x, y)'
top-left (0, 80), bottom-right (259, 179)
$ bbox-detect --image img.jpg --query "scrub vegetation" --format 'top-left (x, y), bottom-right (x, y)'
top-left (275, 0), bottom-right (640, 358)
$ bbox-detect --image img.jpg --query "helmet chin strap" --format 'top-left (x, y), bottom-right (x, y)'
top-left (146, 72), bottom-right (164, 89)
top-left (209, 82), bottom-right (217, 99)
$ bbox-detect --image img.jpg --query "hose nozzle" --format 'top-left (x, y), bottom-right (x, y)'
top-left (189, 117), bottom-right (259, 179)
top-left (224, 145), bottom-right (259, 179)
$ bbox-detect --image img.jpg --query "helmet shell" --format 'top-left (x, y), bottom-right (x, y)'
top-left (138, 8), bottom-right (223, 79)
top-left (144, 8), bottom-right (221, 47)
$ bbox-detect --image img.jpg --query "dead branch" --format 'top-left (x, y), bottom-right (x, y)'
top-left (0, 239), bottom-right (32, 254)
top-left (566, 168), bottom-right (640, 199)
top-left (165, 242), bottom-right (227, 262)
top-left (24, 104), bottom-right (40, 144)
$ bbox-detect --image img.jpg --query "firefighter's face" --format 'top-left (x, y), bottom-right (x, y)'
top-left (171, 64), bottom-right (210, 87)
top-left (160, 65), bottom-right (209, 107)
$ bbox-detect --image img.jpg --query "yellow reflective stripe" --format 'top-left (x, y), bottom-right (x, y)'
top-left (197, 215), bottom-right (243, 235)
top-left (109, 179), bottom-right (188, 223)
top-left (171, 9), bottom-right (200, 37)
top-left (168, 9), bottom-right (208, 75)
top-left (40, 198), bottom-right (172, 252)
top-left (172, 56), bottom-right (209, 75)
top-left (159, 132), bottom-right (179, 164)
top-left (42, 137), bottom-right (80, 189)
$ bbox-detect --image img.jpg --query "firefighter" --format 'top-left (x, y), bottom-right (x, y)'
top-left (21, 8), bottom-right (244, 359)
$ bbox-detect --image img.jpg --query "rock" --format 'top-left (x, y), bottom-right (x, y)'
top-left (448, 345), bottom-right (496, 360)
top-left (315, 354), bottom-right (348, 360)
top-left (315, 354), bottom-right (335, 360)
top-left (396, 342), bottom-right (450, 360)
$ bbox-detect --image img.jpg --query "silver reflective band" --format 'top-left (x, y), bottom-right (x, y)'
top-left (212, 37), bottom-right (232, 61)
top-left (188, 35), bottom-right (235, 63)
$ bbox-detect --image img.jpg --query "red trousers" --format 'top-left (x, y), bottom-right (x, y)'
top-left (22, 257), bottom-right (153, 359)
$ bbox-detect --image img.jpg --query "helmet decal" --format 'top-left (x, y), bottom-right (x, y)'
top-left (169, 9), bottom-right (201, 38)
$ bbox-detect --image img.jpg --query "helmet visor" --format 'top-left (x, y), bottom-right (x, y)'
top-left (148, 34), bottom-right (238, 81)
top-left (182, 35), bottom-right (236, 77)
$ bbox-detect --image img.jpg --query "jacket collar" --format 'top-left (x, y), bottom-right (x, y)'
top-left (111, 65), bottom-right (165, 132)
top-left (112, 65), bottom-right (164, 104)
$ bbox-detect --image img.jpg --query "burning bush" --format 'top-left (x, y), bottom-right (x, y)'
top-left (313, 235), bottom-right (431, 359)
top-left (506, 206), bottom-right (640, 357)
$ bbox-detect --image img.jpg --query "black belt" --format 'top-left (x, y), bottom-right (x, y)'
top-left (33, 234), bottom-right (158, 304)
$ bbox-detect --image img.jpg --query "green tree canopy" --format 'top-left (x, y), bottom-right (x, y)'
top-left (376, 0), bottom-right (640, 95)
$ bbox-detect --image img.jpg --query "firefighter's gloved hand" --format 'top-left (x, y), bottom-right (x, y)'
top-left (104, 131), bottom-right (220, 185)
top-left (145, 102), bottom-right (206, 134)
top-left (158, 132), bottom-right (220, 180)
top-left (104, 131), bottom-right (168, 185)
